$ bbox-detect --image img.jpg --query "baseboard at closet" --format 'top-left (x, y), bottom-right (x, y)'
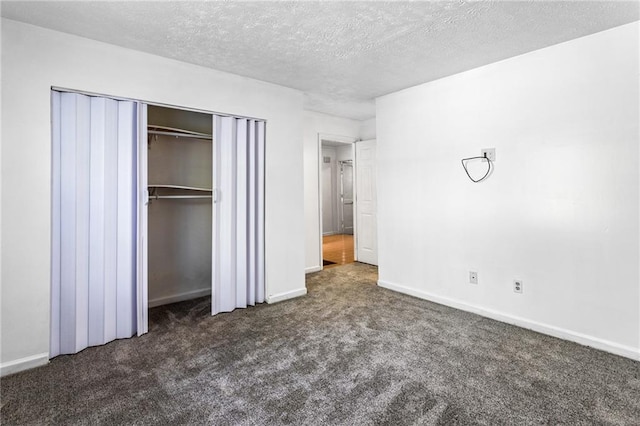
top-left (266, 287), bottom-right (307, 304)
top-left (305, 266), bottom-right (322, 274)
top-left (1, 352), bottom-right (49, 377)
top-left (148, 288), bottom-right (212, 308)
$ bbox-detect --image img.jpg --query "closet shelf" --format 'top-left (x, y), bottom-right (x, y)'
top-left (148, 184), bottom-right (212, 192)
top-left (148, 125), bottom-right (212, 140)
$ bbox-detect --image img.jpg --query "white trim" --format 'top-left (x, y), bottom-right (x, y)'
top-left (266, 287), bottom-right (307, 304)
top-left (305, 266), bottom-right (322, 274)
top-left (1, 353), bottom-right (49, 377)
top-left (317, 136), bottom-right (324, 270)
top-left (378, 279), bottom-right (640, 361)
top-left (148, 288), bottom-right (212, 308)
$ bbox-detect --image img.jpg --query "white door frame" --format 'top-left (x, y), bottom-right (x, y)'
top-left (317, 133), bottom-right (359, 270)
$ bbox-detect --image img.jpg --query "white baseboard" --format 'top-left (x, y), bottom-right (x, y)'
top-left (148, 288), bottom-right (211, 308)
top-left (378, 280), bottom-right (640, 361)
top-left (267, 287), bottom-right (307, 304)
top-left (1, 352), bottom-right (49, 377)
top-left (306, 266), bottom-right (322, 274)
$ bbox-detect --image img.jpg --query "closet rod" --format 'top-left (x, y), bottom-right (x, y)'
top-left (148, 130), bottom-right (212, 140)
top-left (153, 195), bottom-right (212, 200)
top-left (148, 184), bottom-right (212, 192)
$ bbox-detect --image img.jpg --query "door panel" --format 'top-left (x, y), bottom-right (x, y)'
top-left (355, 140), bottom-right (378, 265)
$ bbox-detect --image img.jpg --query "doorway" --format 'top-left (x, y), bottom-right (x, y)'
top-left (316, 135), bottom-right (378, 272)
top-left (319, 137), bottom-right (356, 269)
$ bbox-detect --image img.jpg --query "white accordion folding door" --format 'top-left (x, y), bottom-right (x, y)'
top-left (51, 91), bottom-right (138, 357)
top-left (212, 115), bottom-right (265, 315)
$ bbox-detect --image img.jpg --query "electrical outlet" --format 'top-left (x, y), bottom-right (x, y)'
top-left (514, 279), bottom-right (523, 294)
top-left (469, 271), bottom-right (478, 285)
top-left (481, 148), bottom-right (496, 162)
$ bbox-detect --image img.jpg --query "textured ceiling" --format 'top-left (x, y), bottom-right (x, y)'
top-left (2, 1), bottom-right (638, 120)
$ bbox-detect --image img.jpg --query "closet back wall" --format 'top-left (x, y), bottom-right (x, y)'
top-left (147, 107), bottom-right (213, 307)
top-left (1, 18), bottom-right (305, 373)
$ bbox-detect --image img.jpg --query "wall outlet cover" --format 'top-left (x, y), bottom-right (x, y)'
top-left (469, 271), bottom-right (478, 284)
top-left (481, 148), bottom-right (496, 162)
top-left (514, 279), bottom-right (523, 293)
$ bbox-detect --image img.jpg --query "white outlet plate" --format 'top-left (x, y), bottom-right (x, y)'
top-left (469, 271), bottom-right (478, 285)
top-left (514, 279), bottom-right (523, 293)
top-left (481, 148), bottom-right (496, 162)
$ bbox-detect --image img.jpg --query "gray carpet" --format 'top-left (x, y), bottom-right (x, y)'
top-left (1, 263), bottom-right (639, 425)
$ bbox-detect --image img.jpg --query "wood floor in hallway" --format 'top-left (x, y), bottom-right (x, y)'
top-left (323, 234), bottom-right (354, 268)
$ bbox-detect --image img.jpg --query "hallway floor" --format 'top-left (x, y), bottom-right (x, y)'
top-left (322, 234), bottom-right (354, 268)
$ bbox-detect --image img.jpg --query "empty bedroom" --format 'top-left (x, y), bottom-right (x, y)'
top-left (1, 1), bottom-right (639, 424)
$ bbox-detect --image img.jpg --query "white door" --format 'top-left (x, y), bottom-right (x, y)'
top-left (355, 139), bottom-right (378, 265)
top-left (211, 116), bottom-right (265, 315)
top-left (51, 91), bottom-right (140, 357)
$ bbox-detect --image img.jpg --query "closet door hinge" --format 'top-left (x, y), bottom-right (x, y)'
top-left (213, 188), bottom-right (218, 203)
top-left (143, 190), bottom-right (149, 205)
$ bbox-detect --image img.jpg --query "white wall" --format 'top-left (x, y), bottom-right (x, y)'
top-left (303, 111), bottom-right (361, 272)
top-left (377, 22), bottom-right (640, 359)
top-left (336, 145), bottom-right (353, 162)
top-left (359, 118), bottom-right (377, 140)
top-left (1, 19), bottom-right (306, 371)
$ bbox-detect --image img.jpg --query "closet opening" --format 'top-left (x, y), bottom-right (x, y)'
top-left (141, 104), bottom-right (267, 329)
top-left (146, 106), bottom-right (213, 317)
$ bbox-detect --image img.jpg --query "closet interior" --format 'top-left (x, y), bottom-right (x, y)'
top-left (147, 106), bottom-right (213, 309)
